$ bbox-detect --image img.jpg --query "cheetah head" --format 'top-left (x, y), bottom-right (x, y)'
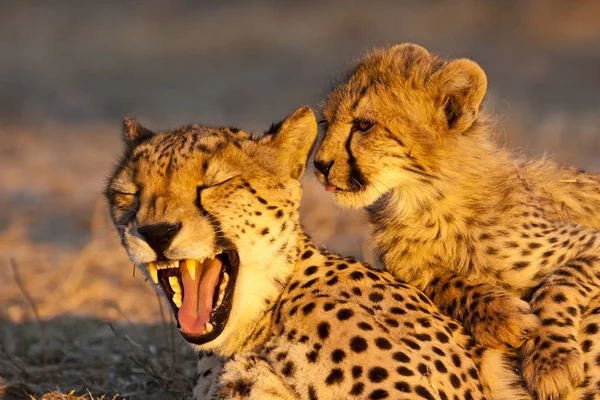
top-left (105, 106), bottom-right (317, 355)
top-left (314, 43), bottom-right (488, 208)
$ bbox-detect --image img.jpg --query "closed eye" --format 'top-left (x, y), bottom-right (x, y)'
top-left (196, 176), bottom-right (238, 206)
top-left (107, 188), bottom-right (139, 204)
top-left (113, 191), bottom-right (138, 196)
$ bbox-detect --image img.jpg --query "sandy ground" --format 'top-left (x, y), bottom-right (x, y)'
top-left (1, 1), bottom-right (599, 399)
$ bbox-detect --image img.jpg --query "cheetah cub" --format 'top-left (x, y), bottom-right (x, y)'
top-left (314, 43), bottom-right (600, 399)
top-left (106, 107), bottom-right (530, 399)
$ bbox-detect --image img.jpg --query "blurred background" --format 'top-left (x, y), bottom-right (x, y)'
top-left (1, 1), bottom-right (599, 398)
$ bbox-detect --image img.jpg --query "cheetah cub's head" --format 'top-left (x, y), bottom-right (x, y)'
top-left (314, 43), bottom-right (488, 208)
top-left (105, 107), bottom-right (317, 355)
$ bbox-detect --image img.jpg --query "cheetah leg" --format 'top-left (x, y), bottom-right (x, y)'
top-left (522, 256), bottom-right (600, 399)
top-left (576, 293), bottom-right (600, 399)
top-left (215, 352), bottom-right (298, 400)
top-left (193, 352), bottom-right (227, 400)
top-left (426, 273), bottom-right (540, 349)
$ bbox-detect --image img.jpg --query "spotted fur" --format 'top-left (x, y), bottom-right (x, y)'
top-left (314, 43), bottom-right (600, 399)
top-left (106, 107), bottom-right (530, 399)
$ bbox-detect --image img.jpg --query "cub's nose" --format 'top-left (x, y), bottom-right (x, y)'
top-left (137, 223), bottom-right (182, 257)
top-left (314, 159), bottom-right (334, 178)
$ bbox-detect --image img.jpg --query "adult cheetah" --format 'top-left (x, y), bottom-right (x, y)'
top-left (105, 107), bottom-right (529, 399)
top-left (314, 43), bottom-right (600, 399)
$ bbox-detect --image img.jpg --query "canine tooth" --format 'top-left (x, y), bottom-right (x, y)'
top-left (168, 276), bottom-right (181, 293)
top-left (172, 293), bottom-right (182, 308)
top-left (205, 322), bottom-right (214, 333)
top-left (148, 263), bottom-right (158, 284)
top-left (222, 272), bottom-right (229, 284)
top-left (183, 259), bottom-right (199, 280)
top-left (215, 296), bottom-right (223, 309)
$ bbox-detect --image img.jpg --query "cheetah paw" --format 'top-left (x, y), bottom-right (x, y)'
top-left (521, 337), bottom-right (584, 399)
top-left (216, 353), bottom-right (297, 400)
top-left (471, 295), bottom-right (540, 349)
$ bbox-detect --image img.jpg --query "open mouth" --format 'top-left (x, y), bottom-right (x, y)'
top-left (326, 184), bottom-right (358, 193)
top-left (145, 250), bottom-right (239, 345)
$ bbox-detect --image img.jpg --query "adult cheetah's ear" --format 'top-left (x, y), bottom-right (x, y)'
top-left (122, 118), bottom-right (155, 148)
top-left (266, 106), bottom-right (318, 180)
top-left (431, 59), bottom-right (487, 135)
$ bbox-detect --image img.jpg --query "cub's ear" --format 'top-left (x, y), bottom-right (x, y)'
top-left (432, 59), bottom-right (487, 134)
top-left (389, 43), bottom-right (432, 72)
top-left (265, 106), bottom-right (318, 180)
top-left (122, 118), bottom-right (155, 147)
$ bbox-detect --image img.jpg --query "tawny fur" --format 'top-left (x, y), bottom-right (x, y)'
top-left (314, 43), bottom-right (600, 399)
top-left (106, 107), bottom-right (531, 399)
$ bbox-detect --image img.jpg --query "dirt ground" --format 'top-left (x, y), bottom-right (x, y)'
top-left (1, 1), bottom-right (599, 399)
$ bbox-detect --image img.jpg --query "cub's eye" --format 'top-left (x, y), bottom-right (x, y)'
top-left (353, 119), bottom-right (374, 133)
top-left (110, 191), bottom-right (139, 210)
top-left (114, 191), bottom-right (136, 200)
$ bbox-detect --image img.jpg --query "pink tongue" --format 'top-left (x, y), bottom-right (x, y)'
top-left (178, 257), bottom-right (223, 336)
top-left (326, 184), bottom-right (337, 192)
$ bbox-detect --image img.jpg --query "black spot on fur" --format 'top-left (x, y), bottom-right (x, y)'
top-left (302, 250), bottom-right (314, 259)
top-left (304, 266), bottom-right (318, 276)
top-left (350, 382), bottom-right (365, 396)
top-left (350, 336), bottom-right (368, 353)
top-left (331, 349), bottom-right (346, 363)
top-left (302, 302), bottom-right (316, 315)
top-left (317, 322), bottom-right (330, 339)
top-left (369, 292), bottom-right (384, 302)
top-left (368, 367), bottom-right (389, 383)
top-left (232, 379), bottom-right (252, 397)
top-left (325, 368), bottom-right (344, 385)
top-left (415, 385), bottom-right (435, 400)
top-left (350, 271), bottom-right (364, 280)
top-left (397, 366), bottom-right (414, 376)
top-left (375, 337), bottom-right (392, 350)
top-left (337, 308), bottom-right (354, 321)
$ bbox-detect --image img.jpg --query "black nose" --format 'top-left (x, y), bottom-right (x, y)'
top-left (314, 159), bottom-right (333, 177)
top-left (137, 223), bottom-right (182, 257)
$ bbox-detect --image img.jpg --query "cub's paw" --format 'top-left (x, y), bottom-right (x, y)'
top-left (521, 335), bottom-right (584, 399)
top-left (470, 294), bottom-right (540, 349)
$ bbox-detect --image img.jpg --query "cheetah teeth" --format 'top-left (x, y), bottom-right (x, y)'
top-left (147, 260), bottom-right (201, 284)
top-left (215, 272), bottom-right (229, 310)
top-left (147, 263), bottom-right (159, 284)
top-left (157, 260), bottom-right (179, 270)
top-left (168, 275), bottom-right (183, 307)
top-left (202, 322), bottom-right (214, 334)
top-left (168, 276), bottom-right (181, 293)
top-left (146, 260), bottom-right (180, 284)
top-left (172, 292), bottom-right (182, 308)
top-left (145, 259), bottom-right (229, 317)
top-left (182, 259), bottom-right (199, 280)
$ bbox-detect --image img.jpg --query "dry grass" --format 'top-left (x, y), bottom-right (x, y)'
top-left (1, 116), bottom-right (597, 398)
top-left (0, 2), bottom-right (599, 398)
top-left (0, 125), bottom-right (369, 399)
top-left (0, 203), bottom-right (197, 399)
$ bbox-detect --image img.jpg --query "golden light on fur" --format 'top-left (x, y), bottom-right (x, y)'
top-left (315, 43), bottom-right (600, 399)
top-left (104, 105), bottom-right (534, 400)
